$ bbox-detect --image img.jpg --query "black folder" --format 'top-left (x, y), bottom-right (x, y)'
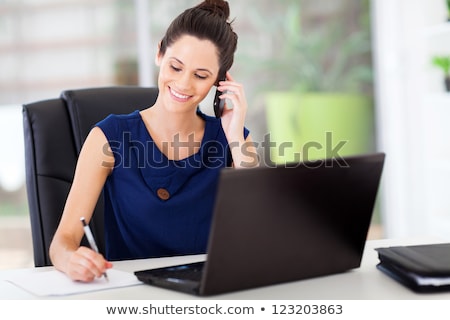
top-left (375, 243), bottom-right (450, 293)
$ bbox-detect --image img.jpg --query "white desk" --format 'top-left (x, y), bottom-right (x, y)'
top-left (1, 238), bottom-right (449, 300)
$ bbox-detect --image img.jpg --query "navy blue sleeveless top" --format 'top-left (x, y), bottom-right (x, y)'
top-left (96, 109), bottom-right (249, 261)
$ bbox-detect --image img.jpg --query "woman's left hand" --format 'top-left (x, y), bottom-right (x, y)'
top-left (217, 72), bottom-right (248, 144)
top-left (217, 72), bottom-right (258, 168)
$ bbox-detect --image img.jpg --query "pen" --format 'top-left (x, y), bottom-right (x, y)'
top-left (80, 217), bottom-right (108, 281)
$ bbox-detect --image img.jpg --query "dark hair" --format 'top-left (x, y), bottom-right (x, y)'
top-left (159, 0), bottom-right (238, 85)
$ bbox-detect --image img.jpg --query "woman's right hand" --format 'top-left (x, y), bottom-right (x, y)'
top-left (49, 127), bottom-right (114, 282)
top-left (65, 246), bottom-right (112, 282)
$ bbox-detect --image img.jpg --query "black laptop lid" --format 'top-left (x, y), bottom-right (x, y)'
top-left (199, 153), bottom-right (385, 295)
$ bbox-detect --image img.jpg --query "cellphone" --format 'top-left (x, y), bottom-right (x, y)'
top-left (213, 76), bottom-right (227, 118)
top-left (213, 88), bottom-right (225, 118)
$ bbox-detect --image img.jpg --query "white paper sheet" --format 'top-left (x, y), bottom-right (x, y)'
top-left (6, 268), bottom-right (142, 296)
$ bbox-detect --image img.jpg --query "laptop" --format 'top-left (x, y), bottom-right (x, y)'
top-left (134, 152), bottom-right (385, 296)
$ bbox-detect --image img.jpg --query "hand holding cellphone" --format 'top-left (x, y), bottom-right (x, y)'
top-left (213, 88), bottom-right (225, 118)
top-left (213, 76), bottom-right (227, 118)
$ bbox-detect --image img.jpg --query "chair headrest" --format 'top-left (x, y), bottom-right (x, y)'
top-left (61, 86), bottom-right (158, 152)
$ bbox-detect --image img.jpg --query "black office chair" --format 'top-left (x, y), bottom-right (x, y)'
top-left (22, 86), bottom-right (159, 267)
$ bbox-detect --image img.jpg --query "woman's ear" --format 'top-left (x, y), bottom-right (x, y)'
top-left (155, 41), bottom-right (162, 66)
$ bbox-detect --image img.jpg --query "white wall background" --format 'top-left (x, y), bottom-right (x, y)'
top-left (373, 0), bottom-right (450, 239)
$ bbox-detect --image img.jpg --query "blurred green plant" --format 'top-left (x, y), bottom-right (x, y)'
top-left (239, 0), bottom-right (373, 95)
top-left (447, 0), bottom-right (450, 21)
top-left (432, 55), bottom-right (450, 91)
top-left (432, 55), bottom-right (450, 77)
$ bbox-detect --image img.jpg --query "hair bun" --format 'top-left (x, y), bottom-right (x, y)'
top-left (198, 0), bottom-right (230, 20)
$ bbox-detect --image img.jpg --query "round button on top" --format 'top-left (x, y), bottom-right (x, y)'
top-left (157, 188), bottom-right (170, 200)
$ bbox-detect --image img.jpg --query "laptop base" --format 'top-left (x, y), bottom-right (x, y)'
top-left (134, 261), bottom-right (205, 295)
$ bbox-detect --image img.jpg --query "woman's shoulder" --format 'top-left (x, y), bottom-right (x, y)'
top-left (196, 107), bottom-right (217, 122)
top-left (96, 110), bottom-right (141, 127)
top-left (196, 107), bottom-right (224, 138)
top-left (196, 107), bottom-right (222, 130)
top-left (101, 110), bottom-right (141, 123)
top-left (95, 110), bottom-right (142, 139)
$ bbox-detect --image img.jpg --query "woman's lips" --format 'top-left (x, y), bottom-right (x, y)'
top-left (169, 87), bottom-right (191, 102)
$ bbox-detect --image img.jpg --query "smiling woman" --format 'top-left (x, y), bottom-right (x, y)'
top-left (48, 0), bottom-right (258, 283)
top-left (0, 0), bottom-right (382, 271)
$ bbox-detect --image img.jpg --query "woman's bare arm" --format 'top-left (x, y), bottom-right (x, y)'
top-left (49, 127), bottom-right (114, 281)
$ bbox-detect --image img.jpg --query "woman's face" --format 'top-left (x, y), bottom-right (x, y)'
top-left (156, 34), bottom-right (220, 114)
